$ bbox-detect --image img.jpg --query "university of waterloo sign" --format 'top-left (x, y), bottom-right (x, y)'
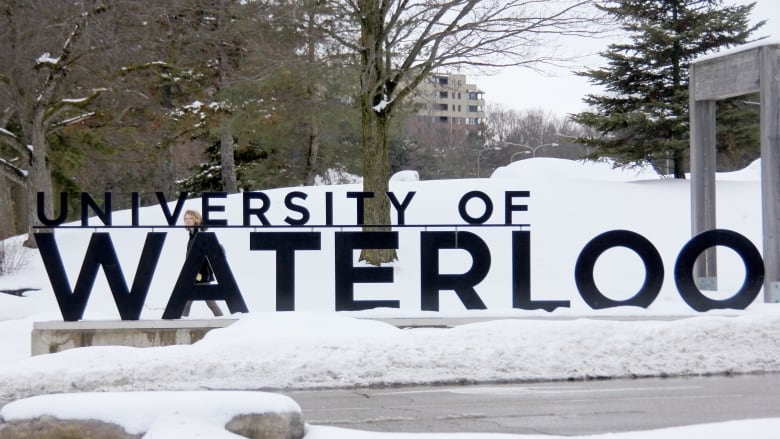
top-left (35, 191), bottom-right (765, 322)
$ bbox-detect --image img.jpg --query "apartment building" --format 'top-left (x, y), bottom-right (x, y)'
top-left (405, 73), bottom-right (486, 149)
top-left (414, 73), bottom-right (485, 126)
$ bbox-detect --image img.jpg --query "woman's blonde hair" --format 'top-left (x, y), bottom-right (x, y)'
top-left (183, 209), bottom-right (203, 226)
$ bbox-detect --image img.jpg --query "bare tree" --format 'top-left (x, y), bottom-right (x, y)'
top-left (519, 110), bottom-right (556, 147)
top-left (0, 1), bottom-right (113, 246)
top-left (483, 104), bottom-right (522, 146)
top-left (481, 105), bottom-right (591, 173)
top-left (324, 0), bottom-right (602, 264)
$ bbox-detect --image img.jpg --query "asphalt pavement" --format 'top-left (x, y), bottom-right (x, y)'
top-left (1, 373), bottom-right (777, 435)
top-left (283, 373), bottom-right (780, 435)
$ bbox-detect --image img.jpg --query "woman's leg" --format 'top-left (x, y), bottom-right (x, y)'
top-left (206, 300), bottom-right (223, 317)
top-left (182, 300), bottom-right (192, 317)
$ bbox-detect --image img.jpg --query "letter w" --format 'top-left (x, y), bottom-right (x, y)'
top-left (35, 232), bottom-right (166, 321)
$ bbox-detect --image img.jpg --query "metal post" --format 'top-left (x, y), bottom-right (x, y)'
top-left (477, 147), bottom-right (499, 178)
top-left (505, 142), bottom-right (558, 161)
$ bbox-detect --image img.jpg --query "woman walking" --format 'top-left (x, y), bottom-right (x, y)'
top-left (182, 209), bottom-right (224, 317)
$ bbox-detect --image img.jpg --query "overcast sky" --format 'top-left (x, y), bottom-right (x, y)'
top-left (473, 0), bottom-right (780, 117)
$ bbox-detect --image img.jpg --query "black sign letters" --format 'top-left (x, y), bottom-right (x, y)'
top-left (33, 191), bottom-right (766, 320)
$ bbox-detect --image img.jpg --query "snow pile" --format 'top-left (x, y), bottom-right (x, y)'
top-left (491, 157), bottom-right (659, 181)
top-left (390, 170), bottom-right (420, 181)
top-left (1, 312), bottom-right (778, 401)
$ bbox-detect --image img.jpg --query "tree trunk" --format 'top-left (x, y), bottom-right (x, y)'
top-left (216, 5), bottom-right (238, 195)
top-left (356, 1), bottom-right (396, 264)
top-left (304, 113), bottom-right (320, 186)
top-left (673, 148), bottom-right (686, 179)
top-left (359, 103), bottom-right (396, 265)
top-left (0, 178), bottom-right (13, 239)
top-left (12, 181), bottom-right (26, 237)
top-left (162, 141), bottom-right (176, 197)
top-left (24, 112), bottom-right (54, 248)
top-left (303, 10), bottom-right (320, 187)
top-left (220, 128), bottom-right (238, 193)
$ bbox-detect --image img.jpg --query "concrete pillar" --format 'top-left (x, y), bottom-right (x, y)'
top-left (689, 96), bottom-right (718, 290)
top-left (760, 46), bottom-right (780, 302)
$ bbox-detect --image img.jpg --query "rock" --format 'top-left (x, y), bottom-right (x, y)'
top-left (0, 416), bottom-right (139, 438)
top-left (226, 412), bottom-right (305, 439)
top-left (0, 391), bottom-right (304, 439)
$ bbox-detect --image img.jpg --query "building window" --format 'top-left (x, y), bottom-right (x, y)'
top-left (468, 91), bottom-right (480, 100)
top-left (466, 117), bottom-right (480, 124)
top-left (439, 91), bottom-right (448, 99)
top-left (437, 76), bottom-right (449, 85)
top-left (438, 103), bottom-right (448, 111)
top-left (468, 105), bottom-right (479, 112)
top-left (437, 116), bottom-right (448, 123)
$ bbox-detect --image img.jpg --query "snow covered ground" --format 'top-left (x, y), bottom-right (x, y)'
top-left (1, 158), bottom-right (779, 438)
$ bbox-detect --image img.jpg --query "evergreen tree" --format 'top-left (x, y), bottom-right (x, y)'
top-left (571, 0), bottom-right (763, 178)
top-left (714, 93), bottom-right (760, 171)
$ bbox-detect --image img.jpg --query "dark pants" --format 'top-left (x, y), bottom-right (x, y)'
top-left (182, 300), bottom-right (224, 317)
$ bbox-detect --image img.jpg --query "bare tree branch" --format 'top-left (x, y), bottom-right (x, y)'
top-left (0, 126), bottom-right (27, 158)
top-left (321, 0), bottom-right (604, 264)
top-left (0, 157), bottom-right (27, 186)
top-left (44, 88), bottom-right (107, 126)
top-left (34, 22), bottom-right (83, 107)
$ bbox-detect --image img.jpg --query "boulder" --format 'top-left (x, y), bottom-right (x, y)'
top-left (0, 391), bottom-right (304, 439)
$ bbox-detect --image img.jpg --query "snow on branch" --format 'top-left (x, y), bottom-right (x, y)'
top-left (61, 97), bottom-right (89, 104)
top-left (0, 127), bottom-right (17, 139)
top-left (373, 96), bottom-right (392, 113)
top-left (34, 22), bottom-right (84, 105)
top-left (55, 112), bottom-right (96, 127)
top-left (0, 157), bottom-right (28, 185)
top-left (120, 61), bottom-right (173, 74)
top-left (44, 89), bottom-right (107, 126)
top-left (35, 53), bottom-right (61, 67)
top-left (0, 127), bottom-right (26, 157)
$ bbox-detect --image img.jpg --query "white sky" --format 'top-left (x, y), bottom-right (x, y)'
top-left (473, 0), bottom-right (780, 116)
top-left (0, 158), bottom-right (779, 437)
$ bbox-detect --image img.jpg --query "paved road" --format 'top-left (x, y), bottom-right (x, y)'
top-left (283, 373), bottom-right (780, 435)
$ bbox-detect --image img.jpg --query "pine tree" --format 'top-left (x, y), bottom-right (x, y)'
top-left (571, 0), bottom-right (764, 178)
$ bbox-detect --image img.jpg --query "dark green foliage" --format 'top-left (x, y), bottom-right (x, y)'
top-left (572, 0), bottom-right (764, 177)
top-left (178, 63), bottom-right (364, 194)
top-left (178, 140), bottom-right (264, 195)
top-left (716, 94), bottom-right (760, 170)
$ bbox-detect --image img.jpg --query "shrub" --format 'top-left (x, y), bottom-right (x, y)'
top-left (0, 239), bottom-right (28, 276)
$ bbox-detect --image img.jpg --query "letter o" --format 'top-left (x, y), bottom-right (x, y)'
top-left (458, 191), bottom-right (493, 224)
top-left (575, 230), bottom-right (664, 309)
top-left (674, 229), bottom-right (764, 311)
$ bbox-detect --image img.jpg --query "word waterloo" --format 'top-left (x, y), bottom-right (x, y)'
top-left (35, 191), bottom-right (765, 321)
